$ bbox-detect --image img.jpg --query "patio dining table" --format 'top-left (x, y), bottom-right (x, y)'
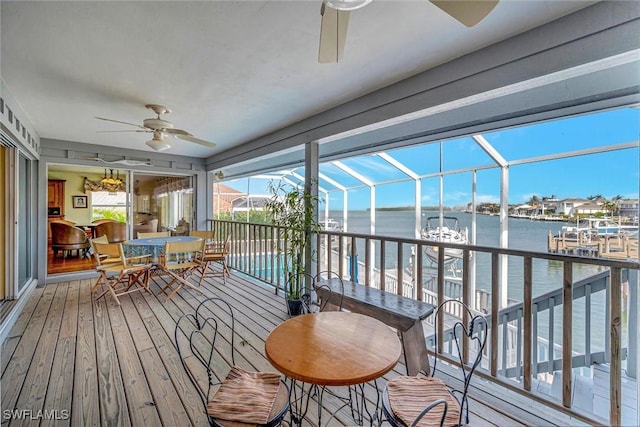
top-left (123, 235), bottom-right (201, 263)
top-left (265, 311), bottom-right (402, 425)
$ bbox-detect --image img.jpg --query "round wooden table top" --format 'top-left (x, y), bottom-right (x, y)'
top-left (265, 311), bottom-right (402, 386)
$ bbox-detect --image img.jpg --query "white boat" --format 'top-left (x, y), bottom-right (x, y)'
top-left (321, 218), bottom-right (342, 232)
top-left (421, 216), bottom-right (468, 265)
top-left (559, 217), bottom-right (638, 240)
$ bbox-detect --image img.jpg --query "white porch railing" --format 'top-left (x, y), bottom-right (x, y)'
top-left (208, 219), bottom-right (639, 426)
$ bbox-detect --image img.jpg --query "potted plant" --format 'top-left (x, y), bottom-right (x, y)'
top-left (264, 180), bottom-right (322, 316)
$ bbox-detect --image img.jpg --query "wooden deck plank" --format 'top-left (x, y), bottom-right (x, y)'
top-left (138, 347), bottom-right (196, 427)
top-left (1, 287), bottom-right (45, 377)
top-left (41, 280), bottom-right (81, 427)
top-left (71, 279), bottom-right (100, 427)
top-left (129, 289), bottom-right (208, 427)
top-left (104, 296), bottom-right (162, 426)
top-left (92, 295), bottom-right (131, 426)
top-left (0, 274), bottom-right (586, 427)
top-left (1, 283), bottom-right (58, 418)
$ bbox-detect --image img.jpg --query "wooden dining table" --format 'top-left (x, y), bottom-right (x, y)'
top-left (265, 311), bottom-right (402, 425)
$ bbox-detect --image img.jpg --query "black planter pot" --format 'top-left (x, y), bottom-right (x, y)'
top-left (286, 298), bottom-right (304, 316)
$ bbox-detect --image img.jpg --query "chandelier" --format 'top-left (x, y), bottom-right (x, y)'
top-left (100, 169), bottom-right (125, 192)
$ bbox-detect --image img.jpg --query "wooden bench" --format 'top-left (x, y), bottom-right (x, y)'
top-left (317, 278), bottom-right (435, 376)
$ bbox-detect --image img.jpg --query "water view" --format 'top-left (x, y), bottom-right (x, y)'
top-left (332, 209), bottom-right (612, 352)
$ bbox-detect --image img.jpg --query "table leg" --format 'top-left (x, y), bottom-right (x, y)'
top-left (401, 321), bottom-right (430, 376)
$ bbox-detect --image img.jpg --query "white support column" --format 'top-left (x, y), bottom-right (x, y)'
top-left (470, 170), bottom-right (477, 309)
top-left (500, 165), bottom-right (509, 307)
top-left (415, 179), bottom-right (421, 239)
top-left (343, 190), bottom-right (348, 231)
top-left (305, 141), bottom-right (319, 291)
top-left (473, 134), bottom-right (509, 309)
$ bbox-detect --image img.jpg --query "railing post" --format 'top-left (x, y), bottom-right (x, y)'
top-left (462, 249), bottom-right (470, 364)
top-left (562, 261), bottom-right (573, 408)
top-left (523, 256), bottom-right (532, 391)
top-left (437, 248), bottom-right (445, 354)
top-left (490, 252), bottom-right (500, 377)
top-left (610, 266), bottom-right (622, 426)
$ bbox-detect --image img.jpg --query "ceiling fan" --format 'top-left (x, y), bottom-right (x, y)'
top-left (318, 0), bottom-right (499, 63)
top-left (96, 104), bottom-right (216, 151)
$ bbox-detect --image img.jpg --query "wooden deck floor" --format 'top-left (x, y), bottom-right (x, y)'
top-left (1, 271), bottom-right (581, 426)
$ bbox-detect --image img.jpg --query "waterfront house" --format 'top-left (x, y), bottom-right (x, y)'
top-left (1, 2), bottom-right (638, 426)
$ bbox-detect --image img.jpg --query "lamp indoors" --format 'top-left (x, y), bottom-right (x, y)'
top-left (100, 169), bottom-right (126, 192)
top-left (146, 130), bottom-right (172, 151)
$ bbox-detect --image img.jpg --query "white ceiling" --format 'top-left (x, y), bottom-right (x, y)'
top-left (1, 1), bottom-right (592, 158)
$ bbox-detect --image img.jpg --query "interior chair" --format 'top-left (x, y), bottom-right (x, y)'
top-left (133, 218), bottom-right (158, 237)
top-left (137, 231), bottom-right (171, 238)
top-left (382, 300), bottom-right (488, 427)
top-left (175, 297), bottom-right (290, 427)
top-left (91, 242), bottom-right (153, 305)
top-left (302, 271), bottom-right (344, 313)
top-left (196, 233), bottom-right (231, 285)
top-left (94, 221), bottom-right (127, 243)
top-left (50, 221), bottom-right (90, 258)
top-left (91, 218), bottom-right (115, 225)
top-left (156, 238), bottom-right (206, 301)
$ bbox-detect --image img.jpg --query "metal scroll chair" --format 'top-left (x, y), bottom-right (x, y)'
top-left (196, 233), bottom-right (231, 285)
top-left (91, 242), bottom-right (153, 305)
top-left (174, 297), bottom-right (290, 427)
top-left (382, 300), bottom-right (488, 427)
top-left (156, 238), bottom-right (206, 301)
top-left (302, 271), bottom-right (345, 313)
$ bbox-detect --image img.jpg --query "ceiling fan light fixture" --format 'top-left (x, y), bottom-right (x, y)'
top-left (146, 134), bottom-right (171, 151)
top-left (325, 0), bottom-right (371, 11)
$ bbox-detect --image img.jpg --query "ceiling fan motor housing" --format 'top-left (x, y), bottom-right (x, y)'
top-left (143, 117), bottom-right (174, 130)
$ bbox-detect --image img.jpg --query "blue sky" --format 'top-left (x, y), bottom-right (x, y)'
top-left (225, 107), bottom-right (639, 210)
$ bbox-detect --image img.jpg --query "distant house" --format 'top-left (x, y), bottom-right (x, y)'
top-left (230, 195), bottom-right (270, 215)
top-left (574, 202), bottom-right (606, 216)
top-left (213, 183), bottom-right (245, 215)
top-left (554, 198), bottom-right (592, 216)
top-left (618, 199), bottom-right (639, 220)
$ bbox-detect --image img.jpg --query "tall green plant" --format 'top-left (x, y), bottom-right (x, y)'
top-left (264, 181), bottom-right (321, 299)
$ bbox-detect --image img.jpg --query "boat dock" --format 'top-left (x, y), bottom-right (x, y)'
top-left (547, 231), bottom-right (638, 260)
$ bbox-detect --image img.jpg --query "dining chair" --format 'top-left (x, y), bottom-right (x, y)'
top-left (190, 230), bottom-right (216, 245)
top-left (137, 231), bottom-right (171, 238)
top-left (156, 238), bottom-right (206, 301)
top-left (196, 233), bottom-right (231, 285)
top-left (302, 271), bottom-right (344, 313)
top-left (382, 300), bottom-right (488, 427)
top-left (91, 242), bottom-right (153, 305)
top-left (175, 297), bottom-right (290, 427)
top-left (50, 221), bottom-right (90, 258)
top-left (89, 235), bottom-right (121, 265)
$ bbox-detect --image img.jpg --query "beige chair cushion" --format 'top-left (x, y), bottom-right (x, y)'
top-left (387, 376), bottom-right (460, 427)
top-left (206, 366), bottom-right (280, 425)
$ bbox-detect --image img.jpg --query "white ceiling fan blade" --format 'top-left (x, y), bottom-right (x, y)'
top-left (165, 128), bottom-right (190, 136)
top-left (95, 116), bottom-right (147, 129)
top-left (318, 2), bottom-right (350, 63)
top-left (430, 0), bottom-right (498, 27)
top-left (175, 134), bottom-right (216, 148)
top-left (96, 129), bottom-right (150, 133)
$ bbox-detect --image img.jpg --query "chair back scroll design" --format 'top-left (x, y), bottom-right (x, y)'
top-left (174, 297), bottom-right (289, 427)
top-left (383, 299), bottom-right (487, 427)
top-left (175, 298), bottom-right (236, 411)
top-left (301, 271), bottom-right (345, 313)
top-left (430, 300), bottom-right (488, 426)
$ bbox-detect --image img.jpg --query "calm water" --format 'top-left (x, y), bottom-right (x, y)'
top-left (331, 209), bottom-right (610, 350)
